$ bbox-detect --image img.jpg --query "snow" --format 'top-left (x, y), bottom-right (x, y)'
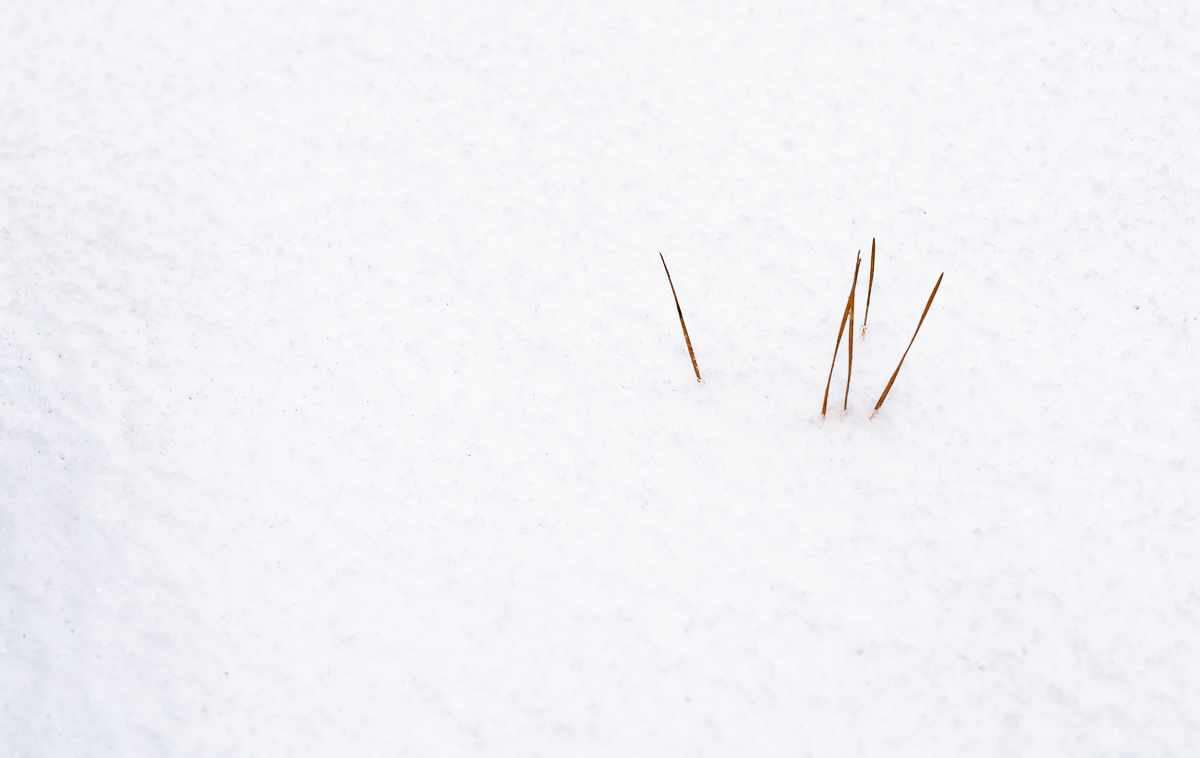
top-left (2, 0), bottom-right (1198, 754)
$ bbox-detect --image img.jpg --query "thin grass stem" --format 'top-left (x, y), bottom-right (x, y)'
top-left (861, 238), bottom-right (875, 337)
top-left (660, 253), bottom-right (702, 383)
top-left (872, 272), bottom-right (944, 417)
top-left (822, 252), bottom-right (861, 416)
top-left (844, 287), bottom-right (854, 411)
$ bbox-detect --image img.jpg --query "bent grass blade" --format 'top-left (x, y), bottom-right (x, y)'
top-left (660, 253), bottom-right (702, 383)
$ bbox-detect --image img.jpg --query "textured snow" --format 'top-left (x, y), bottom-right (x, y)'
top-left (2, 1), bottom-right (1198, 755)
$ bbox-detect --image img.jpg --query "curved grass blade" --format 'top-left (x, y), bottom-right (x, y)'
top-left (844, 285), bottom-right (854, 411)
top-left (660, 253), bottom-right (702, 383)
top-left (822, 252), bottom-right (861, 416)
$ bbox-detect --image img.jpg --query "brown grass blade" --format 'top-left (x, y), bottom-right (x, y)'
top-left (821, 295), bottom-right (852, 416)
top-left (861, 237), bottom-right (875, 337)
top-left (872, 272), bottom-right (944, 417)
top-left (822, 252), bottom-right (862, 416)
top-left (660, 253), bottom-right (702, 383)
top-left (844, 286), bottom-right (854, 411)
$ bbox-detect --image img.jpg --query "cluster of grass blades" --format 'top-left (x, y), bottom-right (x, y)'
top-left (657, 244), bottom-right (942, 417)
top-left (822, 239), bottom-right (943, 418)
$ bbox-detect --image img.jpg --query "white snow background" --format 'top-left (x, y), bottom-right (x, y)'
top-left (2, 0), bottom-right (1198, 755)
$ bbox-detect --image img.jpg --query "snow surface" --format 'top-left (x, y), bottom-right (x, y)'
top-left (2, 0), bottom-right (1198, 755)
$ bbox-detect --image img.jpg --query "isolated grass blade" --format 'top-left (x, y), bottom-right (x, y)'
top-left (861, 238), bottom-right (875, 336)
top-left (660, 253), bottom-right (702, 383)
top-left (821, 252), bottom-right (862, 416)
top-left (872, 272), bottom-right (944, 416)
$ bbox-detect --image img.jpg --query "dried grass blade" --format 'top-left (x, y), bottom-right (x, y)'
top-left (861, 237), bottom-right (875, 336)
top-left (660, 253), bottom-right (702, 383)
top-left (822, 252), bottom-right (862, 416)
top-left (844, 288), bottom-right (854, 411)
top-left (872, 272), bottom-right (944, 416)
